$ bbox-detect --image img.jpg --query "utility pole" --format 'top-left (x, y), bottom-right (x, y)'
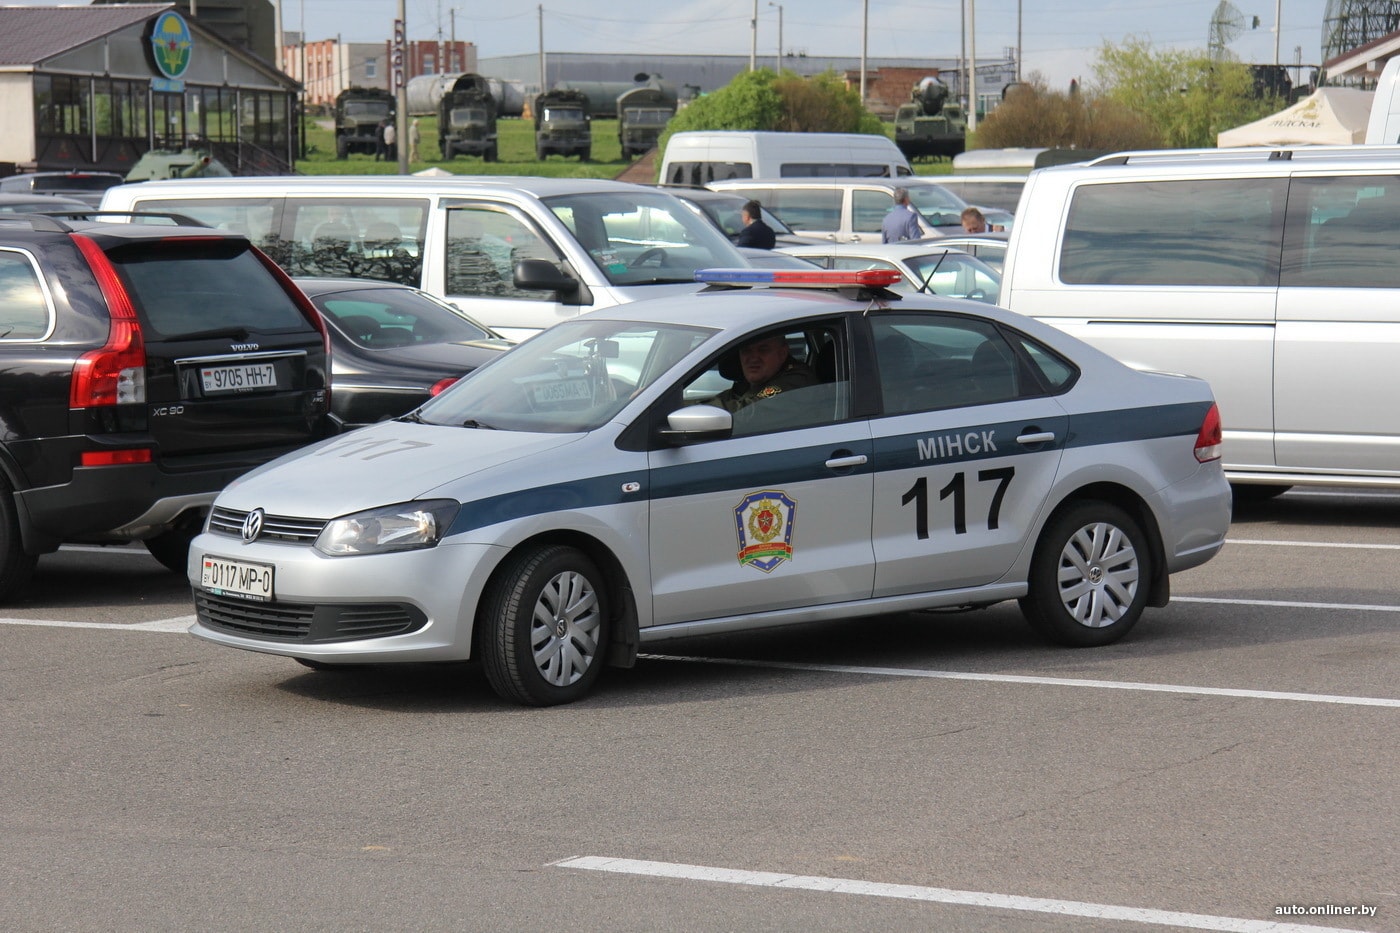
top-left (394, 0), bottom-right (408, 173)
top-left (968, 0), bottom-right (977, 131)
top-left (538, 5), bottom-right (545, 91)
top-left (860, 0), bottom-right (868, 103)
top-left (750, 0), bottom-right (758, 70)
top-left (770, 2), bottom-right (782, 68)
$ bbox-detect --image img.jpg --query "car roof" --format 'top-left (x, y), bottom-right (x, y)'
top-left (0, 192), bottom-right (92, 208)
top-left (103, 175), bottom-right (672, 200)
top-left (710, 177), bottom-right (953, 190)
top-left (780, 242), bottom-right (974, 258)
top-left (292, 276), bottom-right (418, 296)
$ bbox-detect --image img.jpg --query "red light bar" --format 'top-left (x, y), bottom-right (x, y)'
top-left (695, 268), bottom-right (903, 287)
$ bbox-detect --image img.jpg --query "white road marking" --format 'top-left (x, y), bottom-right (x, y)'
top-left (1229, 538), bottom-right (1400, 550)
top-left (1174, 595), bottom-right (1400, 613)
top-left (640, 655), bottom-right (1400, 708)
top-left (553, 856), bottom-right (1374, 933)
top-left (0, 616), bottom-right (194, 633)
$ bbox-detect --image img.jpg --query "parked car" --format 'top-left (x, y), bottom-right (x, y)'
top-left (931, 174), bottom-right (1027, 213)
top-left (295, 278), bottom-right (510, 431)
top-left (0, 211), bottom-right (331, 596)
top-left (188, 268), bottom-right (1229, 706)
top-left (736, 247), bottom-right (823, 269)
top-left (780, 242), bottom-right (1001, 303)
top-left (100, 176), bottom-right (749, 341)
top-left (659, 186), bottom-right (822, 246)
top-left (0, 171), bottom-right (126, 208)
top-left (926, 232), bottom-right (1011, 271)
top-left (709, 177), bottom-right (973, 242)
top-left (0, 193), bottom-right (94, 215)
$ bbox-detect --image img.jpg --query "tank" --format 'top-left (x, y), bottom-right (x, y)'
top-left (894, 75), bottom-right (967, 161)
top-left (438, 73), bottom-right (498, 161)
top-left (534, 88), bottom-right (592, 161)
top-left (125, 148), bottom-right (234, 182)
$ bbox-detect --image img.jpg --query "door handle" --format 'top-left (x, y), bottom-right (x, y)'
top-left (825, 454), bottom-right (868, 470)
top-left (1016, 431), bottom-right (1056, 446)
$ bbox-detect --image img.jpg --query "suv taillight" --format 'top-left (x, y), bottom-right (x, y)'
top-left (1194, 403), bottom-right (1222, 463)
top-left (69, 234), bottom-right (147, 407)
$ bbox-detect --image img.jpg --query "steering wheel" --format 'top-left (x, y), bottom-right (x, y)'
top-left (630, 247), bottom-right (669, 269)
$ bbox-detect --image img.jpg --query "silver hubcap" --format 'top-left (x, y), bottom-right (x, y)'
top-left (1056, 521), bottom-right (1139, 628)
top-left (530, 570), bottom-right (602, 687)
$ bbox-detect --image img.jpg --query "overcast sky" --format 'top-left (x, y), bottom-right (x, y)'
top-left (29, 0), bottom-right (1333, 88)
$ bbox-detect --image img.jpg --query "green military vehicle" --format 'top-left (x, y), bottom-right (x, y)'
top-left (534, 88), bottom-right (591, 161)
top-left (126, 147), bottom-right (234, 181)
top-left (894, 76), bottom-right (967, 161)
top-left (334, 87), bottom-right (394, 159)
top-left (616, 84), bottom-right (675, 159)
top-left (438, 73), bottom-right (498, 161)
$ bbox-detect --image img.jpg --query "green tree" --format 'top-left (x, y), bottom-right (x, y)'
top-left (661, 68), bottom-right (884, 154)
top-left (1093, 37), bottom-right (1281, 148)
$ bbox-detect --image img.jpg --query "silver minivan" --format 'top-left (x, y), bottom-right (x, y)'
top-left (99, 176), bottom-right (747, 340)
top-left (1001, 144), bottom-right (1400, 493)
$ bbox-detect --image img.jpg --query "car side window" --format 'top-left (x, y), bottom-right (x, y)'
top-left (768, 189), bottom-right (841, 234)
top-left (852, 189), bottom-right (894, 234)
top-left (1281, 174), bottom-right (1400, 288)
top-left (444, 205), bottom-right (559, 301)
top-left (0, 249), bottom-right (54, 340)
top-left (871, 314), bottom-right (1026, 414)
top-left (680, 321), bottom-right (850, 437)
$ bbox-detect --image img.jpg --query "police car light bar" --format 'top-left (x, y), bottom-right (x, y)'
top-left (694, 268), bottom-right (903, 288)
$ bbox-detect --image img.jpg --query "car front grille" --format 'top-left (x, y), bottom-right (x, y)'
top-left (195, 591), bottom-right (427, 643)
top-left (208, 506), bottom-right (327, 544)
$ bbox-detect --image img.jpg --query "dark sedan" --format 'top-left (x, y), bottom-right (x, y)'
top-left (295, 278), bottom-right (510, 431)
top-left (0, 193), bottom-right (94, 214)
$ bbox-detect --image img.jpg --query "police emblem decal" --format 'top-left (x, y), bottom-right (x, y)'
top-left (734, 491), bottom-right (797, 572)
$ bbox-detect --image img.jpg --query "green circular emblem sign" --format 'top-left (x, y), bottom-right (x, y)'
top-left (149, 11), bottom-right (193, 80)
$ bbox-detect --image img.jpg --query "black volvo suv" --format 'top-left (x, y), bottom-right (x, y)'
top-left (0, 213), bottom-right (330, 599)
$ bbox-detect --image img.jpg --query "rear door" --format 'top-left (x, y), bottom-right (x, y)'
top-left (104, 236), bottom-right (329, 461)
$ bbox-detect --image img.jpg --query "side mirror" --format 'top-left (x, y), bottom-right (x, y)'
top-left (659, 404), bottom-right (732, 444)
top-left (513, 258), bottom-right (579, 295)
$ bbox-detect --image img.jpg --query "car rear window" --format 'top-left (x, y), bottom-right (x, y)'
top-left (0, 249), bottom-right (53, 339)
top-left (105, 240), bottom-right (311, 339)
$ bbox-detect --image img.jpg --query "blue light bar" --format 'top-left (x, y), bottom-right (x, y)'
top-left (695, 267), bottom-right (904, 287)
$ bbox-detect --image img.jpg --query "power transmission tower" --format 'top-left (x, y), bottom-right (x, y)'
top-left (1322, 0), bottom-right (1400, 69)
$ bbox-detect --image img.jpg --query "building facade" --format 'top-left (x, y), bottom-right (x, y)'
top-left (279, 39), bottom-right (475, 110)
top-left (0, 4), bottom-right (297, 175)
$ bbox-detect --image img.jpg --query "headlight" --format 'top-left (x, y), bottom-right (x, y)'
top-left (314, 499), bottom-right (460, 556)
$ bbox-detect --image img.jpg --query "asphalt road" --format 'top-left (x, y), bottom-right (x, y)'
top-left (1, 487), bottom-right (1395, 933)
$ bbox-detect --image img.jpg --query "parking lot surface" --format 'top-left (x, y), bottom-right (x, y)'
top-left (2, 488), bottom-right (1395, 932)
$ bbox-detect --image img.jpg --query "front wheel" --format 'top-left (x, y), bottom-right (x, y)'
top-left (1019, 502), bottom-right (1150, 647)
top-left (480, 545), bottom-right (609, 706)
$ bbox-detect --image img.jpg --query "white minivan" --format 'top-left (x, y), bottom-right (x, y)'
top-left (659, 130), bottom-right (911, 185)
top-left (1000, 143), bottom-right (1400, 493)
top-left (99, 175), bottom-right (747, 339)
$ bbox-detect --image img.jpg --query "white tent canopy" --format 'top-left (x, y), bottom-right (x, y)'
top-left (1217, 87), bottom-right (1375, 147)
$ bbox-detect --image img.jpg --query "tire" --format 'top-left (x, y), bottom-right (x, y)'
top-left (484, 144), bottom-right (498, 163)
top-left (578, 147), bottom-right (591, 162)
top-left (143, 512), bottom-right (203, 574)
top-left (440, 137), bottom-right (452, 159)
top-left (1019, 501), bottom-right (1150, 648)
top-left (335, 138), bottom-right (348, 160)
top-left (0, 479), bottom-right (36, 603)
top-left (480, 545), bottom-right (608, 706)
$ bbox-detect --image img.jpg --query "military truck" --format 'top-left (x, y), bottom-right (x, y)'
top-left (894, 76), bottom-right (967, 161)
top-left (533, 88), bottom-right (591, 161)
top-left (438, 73), bottom-right (498, 161)
top-left (125, 147), bottom-right (234, 181)
top-left (616, 85), bottom-right (675, 159)
top-left (334, 87), bottom-right (395, 159)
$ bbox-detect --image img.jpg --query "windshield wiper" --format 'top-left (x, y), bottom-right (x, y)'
top-left (461, 418), bottom-right (497, 429)
top-left (396, 410), bottom-right (426, 424)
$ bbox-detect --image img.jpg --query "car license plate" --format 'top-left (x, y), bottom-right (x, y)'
top-left (532, 378), bottom-right (591, 405)
top-left (201, 555), bottom-right (274, 602)
top-left (201, 363), bottom-right (278, 394)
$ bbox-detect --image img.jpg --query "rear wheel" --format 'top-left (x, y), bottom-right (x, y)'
top-left (1019, 501), bottom-right (1150, 647)
top-left (578, 146), bottom-right (591, 161)
top-left (144, 513), bottom-right (204, 574)
top-left (484, 143), bottom-right (498, 162)
top-left (480, 545), bottom-right (608, 706)
top-left (0, 479), bottom-right (36, 603)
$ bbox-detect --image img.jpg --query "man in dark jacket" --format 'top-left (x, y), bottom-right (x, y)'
top-left (714, 331), bottom-right (816, 411)
top-left (734, 199), bottom-right (777, 249)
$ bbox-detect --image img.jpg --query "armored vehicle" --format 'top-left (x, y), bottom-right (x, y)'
top-left (334, 87), bottom-right (395, 159)
top-left (125, 148), bottom-right (234, 182)
top-left (438, 73), bottom-right (498, 161)
top-left (534, 88), bottom-right (591, 161)
top-left (617, 85), bottom-right (675, 159)
top-left (894, 76), bottom-right (967, 161)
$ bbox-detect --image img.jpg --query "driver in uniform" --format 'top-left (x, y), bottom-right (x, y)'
top-left (712, 332), bottom-right (817, 412)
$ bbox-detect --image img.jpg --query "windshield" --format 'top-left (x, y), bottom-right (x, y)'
top-left (545, 191), bottom-right (749, 286)
top-left (345, 101), bottom-right (391, 118)
top-left (906, 184), bottom-right (969, 226)
top-left (416, 318), bottom-right (715, 432)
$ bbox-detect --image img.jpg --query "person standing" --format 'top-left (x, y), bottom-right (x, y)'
top-left (882, 187), bottom-right (923, 242)
top-left (734, 199), bottom-right (776, 249)
top-left (373, 120), bottom-right (387, 161)
top-left (383, 120), bottom-right (397, 162)
top-left (408, 118), bottom-right (421, 163)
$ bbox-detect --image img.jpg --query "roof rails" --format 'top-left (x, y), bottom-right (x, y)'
top-left (1084, 144), bottom-right (1400, 167)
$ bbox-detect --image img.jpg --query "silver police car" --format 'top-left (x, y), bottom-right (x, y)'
top-left (189, 268), bottom-right (1230, 706)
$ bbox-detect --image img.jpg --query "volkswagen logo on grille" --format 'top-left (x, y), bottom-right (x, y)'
top-left (241, 508), bottom-right (266, 543)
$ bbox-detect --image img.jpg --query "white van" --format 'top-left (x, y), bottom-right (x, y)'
top-left (98, 175), bottom-right (747, 339)
top-left (1000, 143), bottom-right (1400, 493)
top-left (659, 131), bottom-right (911, 185)
top-left (1365, 57), bottom-right (1400, 145)
top-left (708, 177), bottom-right (970, 243)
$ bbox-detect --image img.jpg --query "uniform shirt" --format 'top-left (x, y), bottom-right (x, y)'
top-left (882, 204), bottom-right (923, 243)
top-left (713, 360), bottom-right (818, 412)
top-left (734, 218), bottom-right (776, 249)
